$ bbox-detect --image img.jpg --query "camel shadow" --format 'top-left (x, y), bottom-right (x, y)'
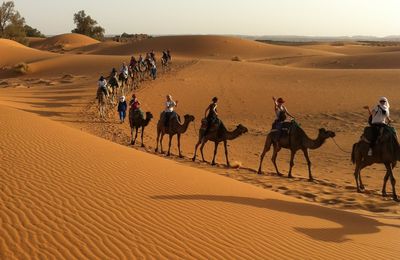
top-left (151, 194), bottom-right (400, 243)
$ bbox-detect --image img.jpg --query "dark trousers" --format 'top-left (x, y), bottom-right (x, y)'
top-left (119, 111), bottom-right (126, 121)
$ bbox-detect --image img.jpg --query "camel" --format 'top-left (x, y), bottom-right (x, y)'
top-left (257, 121), bottom-right (335, 181)
top-left (351, 127), bottom-right (400, 201)
top-left (155, 113), bottom-right (195, 157)
top-left (118, 72), bottom-right (129, 95)
top-left (192, 120), bottom-right (248, 167)
top-left (96, 88), bottom-right (108, 119)
top-left (129, 110), bottom-right (153, 147)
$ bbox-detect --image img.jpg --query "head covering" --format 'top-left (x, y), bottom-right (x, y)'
top-left (167, 94), bottom-right (172, 100)
top-left (277, 97), bottom-right (285, 104)
top-left (99, 76), bottom-right (104, 81)
top-left (120, 96), bottom-right (125, 102)
top-left (378, 96), bottom-right (390, 111)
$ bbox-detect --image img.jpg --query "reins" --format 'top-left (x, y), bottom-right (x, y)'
top-left (331, 137), bottom-right (351, 154)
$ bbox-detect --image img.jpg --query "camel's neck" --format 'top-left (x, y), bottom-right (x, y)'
top-left (226, 128), bottom-right (244, 140)
top-left (178, 119), bottom-right (191, 133)
top-left (303, 133), bottom-right (327, 150)
top-left (144, 117), bottom-right (152, 127)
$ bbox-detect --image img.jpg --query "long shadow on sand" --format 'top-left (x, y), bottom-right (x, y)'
top-left (151, 194), bottom-right (400, 243)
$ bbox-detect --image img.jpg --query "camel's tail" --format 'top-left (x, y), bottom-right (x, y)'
top-left (351, 143), bottom-right (357, 164)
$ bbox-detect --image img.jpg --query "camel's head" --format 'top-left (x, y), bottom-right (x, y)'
top-left (145, 111), bottom-right (154, 120)
top-left (184, 114), bottom-right (195, 122)
top-left (318, 128), bottom-right (336, 139)
top-left (236, 124), bottom-right (248, 134)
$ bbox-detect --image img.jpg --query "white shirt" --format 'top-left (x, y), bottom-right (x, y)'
top-left (165, 100), bottom-right (176, 112)
top-left (371, 105), bottom-right (390, 124)
top-left (98, 79), bottom-right (107, 89)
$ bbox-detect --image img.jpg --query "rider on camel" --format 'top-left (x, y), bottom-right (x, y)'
top-left (164, 94), bottom-right (178, 127)
top-left (204, 97), bottom-right (218, 135)
top-left (364, 97), bottom-right (393, 155)
top-left (272, 97), bottom-right (295, 145)
top-left (97, 76), bottom-right (109, 97)
top-left (121, 62), bottom-right (129, 79)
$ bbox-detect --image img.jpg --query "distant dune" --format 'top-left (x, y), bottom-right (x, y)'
top-left (30, 33), bottom-right (99, 51)
top-left (74, 35), bottom-right (333, 59)
top-left (0, 38), bottom-right (56, 68)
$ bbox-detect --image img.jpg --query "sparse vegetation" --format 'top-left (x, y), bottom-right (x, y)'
top-left (231, 56), bottom-right (241, 62)
top-left (113, 33), bottom-right (152, 42)
top-left (13, 62), bottom-right (29, 74)
top-left (0, 1), bottom-right (44, 44)
top-left (71, 10), bottom-right (104, 40)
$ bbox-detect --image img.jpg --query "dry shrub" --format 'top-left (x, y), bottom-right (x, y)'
top-left (13, 63), bottom-right (29, 74)
top-left (231, 56), bottom-right (241, 61)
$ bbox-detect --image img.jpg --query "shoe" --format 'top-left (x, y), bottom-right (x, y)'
top-left (368, 148), bottom-right (372, 156)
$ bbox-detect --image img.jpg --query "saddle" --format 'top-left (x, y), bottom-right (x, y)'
top-left (160, 111), bottom-right (180, 128)
top-left (271, 121), bottom-right (293, 136)
top-left (201, 118), bottom-right (220, 132)
top-left (362, 125), bottom-right (396, 144)
top-left (131, 109), bottom-right (144, 122)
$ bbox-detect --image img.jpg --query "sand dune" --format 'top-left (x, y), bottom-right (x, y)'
top-left (1, 103), bottom-right (399, 259)
top-left (30, 33), bottom-right (99, 51)
top-left (258, 51), bottom-right (400, 69)
top-left (0, 39), bottom-right (56, 68)
top-left (75, 35), bottom-right (335, 59)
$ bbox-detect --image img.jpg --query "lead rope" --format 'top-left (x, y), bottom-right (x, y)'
top-left (331, 137), bottom-right (351, 154)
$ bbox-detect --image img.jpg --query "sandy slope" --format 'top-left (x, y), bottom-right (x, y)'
top-left (0, 39), bottom-right (56, 68)
top-left (30, 33), bottom-right (99, 51)
top-left (1, 103), bottom-right (399, 259)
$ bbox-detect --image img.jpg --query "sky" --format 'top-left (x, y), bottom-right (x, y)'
top-left (13, 0), bottom-right (400, 36)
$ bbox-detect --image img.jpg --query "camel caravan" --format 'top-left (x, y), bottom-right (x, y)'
top-left (96, 50), bottom-right (171, 118)
top-left (96, 58), bottom-right (399, 201)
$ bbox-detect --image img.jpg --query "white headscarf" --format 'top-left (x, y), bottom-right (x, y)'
top-left (120, 96), bottom-right (125, 102)
top-left (378, 97), bottom-right (390, 111)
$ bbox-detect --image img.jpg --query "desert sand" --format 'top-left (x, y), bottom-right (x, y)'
top-left (1, 34), bottom-right (400, 259)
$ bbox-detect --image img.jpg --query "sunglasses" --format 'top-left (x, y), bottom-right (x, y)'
top-left (380, 100), bottom-right (386, 103)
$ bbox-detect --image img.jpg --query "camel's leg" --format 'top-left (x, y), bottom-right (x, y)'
top-left (192, 139), bottom-right (202, 161)
top-left (167, 134), bottom-right (173, 156)
top-left (141, 126), bottom-right (145, 147)
top-left (177, 134), bottom-right (183, 158)
top-left (358, 161), bottom-right (369, 191)
top-left (301, 148), bottom-right (313, 181)
top-left (223, 140), bottom-right (230, 168)
top-left (257, 139), bottom-right (271, 174)
top-left (160, 133), bottom-right (165, 153)
top-left (288, 150), bottom-right (297, 179)
top-left (271, 145), bottom-right (283, 176)
top-left (133, 127), bottom-right (139, 145)
top-left (382, 170), bottom-right (390, 197)
top-left (155, 130), bottom-right (160, 152)
top-left (211, 142), bottom-right (219, 166)
top-left (130, 127), bottom-right (135, 145)
top-left (200, 140), bottom-right (208, 162)
top-left (386, 163), bottom-right (398, 201)
top-left (353, 162), bottom-right (362, 193)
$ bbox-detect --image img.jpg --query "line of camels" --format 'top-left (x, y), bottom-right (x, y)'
top-left (128, 108), bottom-right (399, 202)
